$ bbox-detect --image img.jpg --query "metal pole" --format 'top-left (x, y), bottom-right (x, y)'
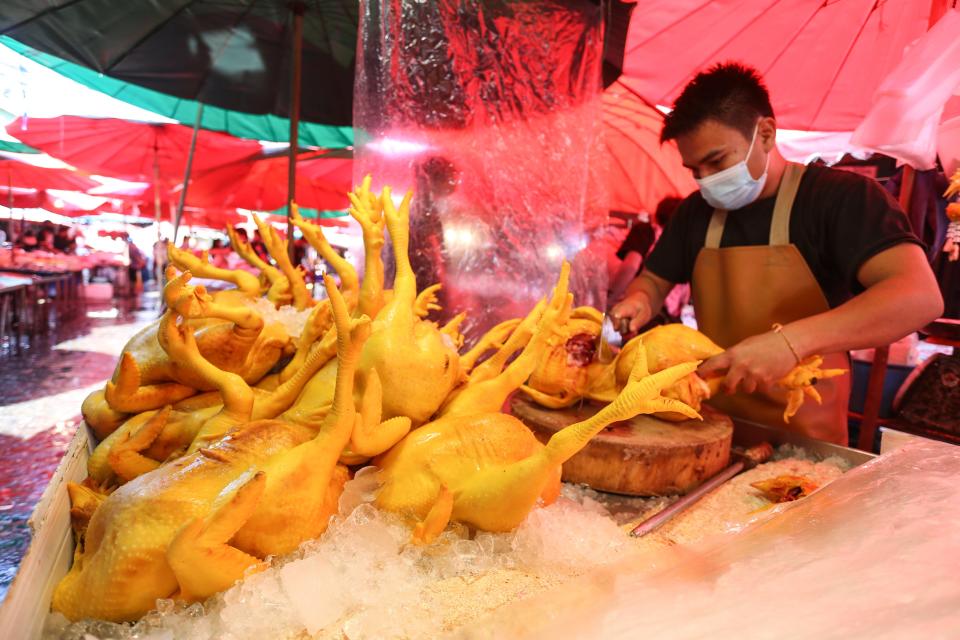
top-left (7, 171), bottom-right (14, 245)
top-left (174, 102), bottom-right (205, 245)
top-left (858, 166), bottom-right (916, 451)
top-left (287, 2), bottom-right (305, 263)
top-left (152, 139), bottom-right (162, 241)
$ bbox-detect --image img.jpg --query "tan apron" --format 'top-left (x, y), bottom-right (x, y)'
top-left (691, 163), bottom-right (850, 445)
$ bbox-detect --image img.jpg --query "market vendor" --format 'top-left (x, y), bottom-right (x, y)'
top-left (609, 63), bottom-right (943, 444)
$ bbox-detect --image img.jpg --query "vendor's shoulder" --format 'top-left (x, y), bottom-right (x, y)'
top-left (799, 164), bottom-right (891, 208)
top-left (675, 190), bottom-right (712, 220)
top-left (801, 163), bottom-right (876, 191)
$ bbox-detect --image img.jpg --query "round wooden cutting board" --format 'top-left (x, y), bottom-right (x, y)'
top-left (510, 396), bottom-right (733, 496)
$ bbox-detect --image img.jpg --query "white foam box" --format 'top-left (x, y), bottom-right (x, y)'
top-left (0, 424), bottom-right (93, 639)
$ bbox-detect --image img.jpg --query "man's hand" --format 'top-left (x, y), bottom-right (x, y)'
top-left (698, 330), bottom-right (798, 395)
top-left (609, 290), bottom-right (654, 336)
top-left (609, 270), bottom-right (674, 337)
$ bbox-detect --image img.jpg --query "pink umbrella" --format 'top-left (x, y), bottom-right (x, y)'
top-left (603, 80), bottom-right (697, 214)
top-left (184, 150), bottom-right (351, 211)
top-left (621, 0), bottom-right (940, 131)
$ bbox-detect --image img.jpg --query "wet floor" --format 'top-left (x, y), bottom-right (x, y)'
top-left (0, 293), bottom-right (159, 603)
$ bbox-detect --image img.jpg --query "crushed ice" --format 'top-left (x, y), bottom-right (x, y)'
top-left (243, 297), bottom-right (315, 340)
top-left (771, 442), bottom-right (852, 471)
top-left (45, 469), bottom-right (638, 640)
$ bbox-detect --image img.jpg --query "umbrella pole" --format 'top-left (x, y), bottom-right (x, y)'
top-left (287, 2), bottom-right (305, 263)
top-left (7, 171), bottom-right (15, 246)
top-left (174, 102), bottom-right (205, 246)
top-left (152, 141), bottom-right (162, 242)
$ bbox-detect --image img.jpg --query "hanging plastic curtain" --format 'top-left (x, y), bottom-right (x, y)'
top-left (851, 9), bottom-right (960, 170)
top-left (353, 0), bottom-right (605, 340)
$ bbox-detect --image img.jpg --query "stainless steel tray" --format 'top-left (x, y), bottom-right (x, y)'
top-left (732, 418), bottom-right (876, 467)
top-left (592, 420), bottom-right (874, 524)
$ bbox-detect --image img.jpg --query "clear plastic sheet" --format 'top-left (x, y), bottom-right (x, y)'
top-left (452, 439), bottom-right (960, 639)
top-left (353, 0), bottom-right (606, 340)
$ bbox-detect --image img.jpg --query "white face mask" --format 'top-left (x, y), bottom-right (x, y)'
top-left (695, 123), bottom-right (769, 210)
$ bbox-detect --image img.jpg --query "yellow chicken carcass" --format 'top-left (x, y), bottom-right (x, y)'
top-left (86, 291), bottom-right (343, 486)
top-left (607, 324), bottom-right (724, 420)
top-left (284, 183), bottom-right (462, 461)
top-left (168, 219), bottom-right (312, 312)
top-left (166, 242), bottom-right (261, 308)
top-left (520, 307), bottom-right (608, 407)
top-left (53, 276), bottom-right (383, 623)
top-left (249, 213), bottom-right (315, 310)
top-left (437, 261), bottom-right (573, 418)
top-left (80, 267), bottom-right (293, 426)
top-left (523, 320), bottom-right (843, 424)
top-left (225, 225), bottom-right (293, 307)
top-left (374, 342), bottom-right (702, 544)
top-left (289, 208), bottom-right (358, 315)
top-left (456, 317), bottom-right (522, 374)
top-left (355, 186), bottom-right (464, 421)
top-left (519, 319), bottom-right (718, 421)
top-left (292, 190), bottom-right (444, 342)
top-left (80, 389), bottom-right (131, 441)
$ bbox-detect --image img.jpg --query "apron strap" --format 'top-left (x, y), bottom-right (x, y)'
top-left (703, 162), bottom-right (806, 249)
top-left (704, 209), bottom-right (727, 249)
top-left (769, 162), bottom-right (806, 246)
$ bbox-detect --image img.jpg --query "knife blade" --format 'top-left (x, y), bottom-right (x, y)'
top-left (595, 311), bottom-right (620, 364)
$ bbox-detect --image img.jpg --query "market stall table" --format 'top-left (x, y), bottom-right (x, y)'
top-left (0, 274), bottom-right (29, 354)
top-left (0, 269), bottom-right (84, 347)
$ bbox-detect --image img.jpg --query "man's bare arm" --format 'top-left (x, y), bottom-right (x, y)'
top-left (699, 243), bottom-right (943, 394)
top-left (787, 243), bottom-right (943, 357)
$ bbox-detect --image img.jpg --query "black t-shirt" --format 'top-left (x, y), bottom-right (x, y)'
top-left (645, 164), bottom-right (922, 308)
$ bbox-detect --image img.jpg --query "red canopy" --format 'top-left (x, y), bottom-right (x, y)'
top-left (621, 0), bottom-right (939, 131)
top-left (603, 81), bottom-right (696, 214)
top-left (185, 151), bottom-right (352, 211)
top-left (0, 189), bottom-right (45, 209)
top-left (0, 188), bottom-right (111, 214)
top-left (6, 116), bottom-right (262, 184)
top-left (97, 198), bottom-right (245, 228)
top-left (0, 159), bottom-right (97, 192)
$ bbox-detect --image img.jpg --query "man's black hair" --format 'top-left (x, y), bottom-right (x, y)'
top-left (661, 62), bottom-right (774, 143)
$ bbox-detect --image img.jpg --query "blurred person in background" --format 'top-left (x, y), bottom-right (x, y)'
top-left (17, 228), bottom-right (37, 251)
top-left (208, 238), bottom-right (230, 268)
top-left (153, 236), bottom-right (168, 284)
top-left (37, 227), bottom-right (56, 252)
top-left (250, 229), bottom-right (269, 261)
top-left (609, 197), bottom-right (690, 323)
top-left (53, 226), bottom-right (76, 253)
top-left (126, 236), bottom-right (146, 295)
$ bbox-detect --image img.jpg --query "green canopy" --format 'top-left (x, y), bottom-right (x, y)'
top-left (267, 207), bottom-right (347, 220)
top-left (1, 36), bottom-right (354, 150)
top-left (0, 139), bottom-right (39, 154)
